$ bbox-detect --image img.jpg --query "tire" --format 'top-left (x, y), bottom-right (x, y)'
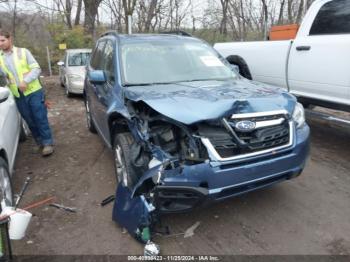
top-left (0, 158), bottom-right (14, 208)
top-left (113, 133), bottom-right (140, 188)
top-left (226, 55), bottom-right (252, 80)
top-left (19, 119), bottom-right (28, 142)
top-left (65, 81), bottom-right (72, 98)
top-left (85, 99), bottom-right (97, 133)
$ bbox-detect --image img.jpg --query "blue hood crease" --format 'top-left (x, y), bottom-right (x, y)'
top-left (124, 79), bottom-right (296, 125)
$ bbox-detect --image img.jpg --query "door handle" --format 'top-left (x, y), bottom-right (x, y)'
top-left (296, 46), bottom-right (311, 51)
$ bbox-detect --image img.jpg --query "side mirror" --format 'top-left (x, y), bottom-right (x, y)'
top-left (0, 87), bottom-right (10, 103)
top-left (57, 61), bottom-right (64, 66)
top-left (88, 70), bottom-right (106, 84)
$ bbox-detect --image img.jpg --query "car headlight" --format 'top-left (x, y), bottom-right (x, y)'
top-left (292, 102), bottom-right (305, 128)
top-left (68, 74), bottom-right (83, 81)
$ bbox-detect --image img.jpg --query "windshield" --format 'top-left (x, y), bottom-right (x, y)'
top-left (68, 52), bottom-right (91, 66)
top-left (121, 40), bottom-right (237, 85)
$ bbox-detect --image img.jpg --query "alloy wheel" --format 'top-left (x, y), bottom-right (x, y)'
top-left (114, 145), bottom-right (128, 187)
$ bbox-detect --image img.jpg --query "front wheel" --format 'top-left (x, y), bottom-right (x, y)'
top-left (113, 133), bottom-right (140, 188)
top-left (0, 158), bottom-right (14, 208)
top-left (65, 82), bottom-right (72, 98)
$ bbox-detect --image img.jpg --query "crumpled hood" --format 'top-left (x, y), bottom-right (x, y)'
top-left (124, 79), bottom-right (296, 125)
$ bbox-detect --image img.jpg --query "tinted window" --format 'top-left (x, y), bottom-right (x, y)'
top-left (68, 52), bottom-right (91, 66)
top-left (102, 40), bottom-right (115, 84)
top-left (310, 0), bottom-right (350, 35)
top-left (90, 41), bottom-right (106, 69)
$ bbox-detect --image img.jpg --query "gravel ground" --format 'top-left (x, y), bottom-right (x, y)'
top-left (10, 76), bottom-right (350, 255)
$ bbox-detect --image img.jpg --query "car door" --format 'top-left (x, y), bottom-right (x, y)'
top-left (0, 88), bottom-right (20, 171)
top-left (93, 39), bottom-right (117, 147)
top-left (288, 0), bottom-right (350, 106)
top-left (86, 40), bottom-right (107, 139)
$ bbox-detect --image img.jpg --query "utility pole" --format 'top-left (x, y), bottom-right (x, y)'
top-left (46, 46), bottom-right (52, 76)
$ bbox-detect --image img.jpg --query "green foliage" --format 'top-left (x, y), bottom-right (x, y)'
top-left (48, 24), bottom-right (94, 49)
top-left (14, 27), bottom-right (48, 74)
top-left (47, 23), bottom-right (94, 74)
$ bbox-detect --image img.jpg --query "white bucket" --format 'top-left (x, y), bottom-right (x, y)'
top-left (1, 207), bottom-right (32, 240)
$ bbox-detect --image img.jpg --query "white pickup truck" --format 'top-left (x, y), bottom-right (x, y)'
top-left (214, 0), bottom-right (350, 112)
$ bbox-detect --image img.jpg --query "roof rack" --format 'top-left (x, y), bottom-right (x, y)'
top-left (100, 31), bottom-right (119, 38)
top-left (159, 30), bottom-right (192, 37)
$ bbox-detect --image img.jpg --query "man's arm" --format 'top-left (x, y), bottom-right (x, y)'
top-left (23, 48), bottom-right (42, 84)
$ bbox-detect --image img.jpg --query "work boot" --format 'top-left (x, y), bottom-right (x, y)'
top-left (32, 145), bottom-right (43, 154)
top-left (42, 145), bottom-right (54, 156)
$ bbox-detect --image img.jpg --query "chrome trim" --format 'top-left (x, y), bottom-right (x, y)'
top-left (209, 171), bottom-right (288, 194)
top-left (201, 121), bottom-right (294, 162)
top-left (231, 110), bottom-right (289, 119)
top-left (254, 118), bottom-right (285, 129)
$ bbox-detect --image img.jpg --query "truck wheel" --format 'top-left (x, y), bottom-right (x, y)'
top-left (226, 55), bottom-right (252, 80)
top-left (113, 133), bottom-right (139, 188)
top-left (84, 99), bottom-right (97, 133)
top-left (0, 158), bottom-right (14, 207)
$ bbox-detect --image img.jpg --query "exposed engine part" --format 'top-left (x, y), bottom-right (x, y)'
top-left (129, 101), bottom-right (209, 166)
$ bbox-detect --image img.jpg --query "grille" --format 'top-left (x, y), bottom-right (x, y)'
top-left (198, 113), bottom-right (291, 159)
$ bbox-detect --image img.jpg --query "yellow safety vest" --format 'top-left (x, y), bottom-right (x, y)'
top-left (0, 47), bottom-right (41, 98)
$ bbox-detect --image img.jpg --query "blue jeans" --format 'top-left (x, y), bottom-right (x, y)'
top-left (15, 89), bottom-right (54, 146)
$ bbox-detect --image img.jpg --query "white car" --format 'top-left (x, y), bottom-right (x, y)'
top-left (0, 87), bottom-right (26, 207)
top-left (58, 49), bottom-right (91, 97)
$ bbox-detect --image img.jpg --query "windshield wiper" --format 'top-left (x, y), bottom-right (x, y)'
top-left (124, 81), bottom-right (182, 87)
top-left (179, 77), bottom-right (232, 83)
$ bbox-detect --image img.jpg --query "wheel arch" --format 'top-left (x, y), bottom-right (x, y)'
top-left (0, 149), bottom-right (8, 165)
top-left (108, 112), bottom-right (130, 147)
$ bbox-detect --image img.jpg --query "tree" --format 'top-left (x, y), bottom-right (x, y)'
top-left (83, 0), bottom-right (103, 37)
top-left (74, 0), bottom-right (83, 25)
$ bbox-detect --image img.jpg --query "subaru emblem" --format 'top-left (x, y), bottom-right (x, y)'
top-left (235, 120), bottom-right (256, 132)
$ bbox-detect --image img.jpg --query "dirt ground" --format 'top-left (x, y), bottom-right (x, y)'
top-left (11, 76), bottom-right (350, 255)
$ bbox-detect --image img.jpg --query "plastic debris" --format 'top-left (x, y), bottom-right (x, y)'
top-left (184, 221), bottom-right (201, 238)
top-left (144, 240), bottom-right (160, 256)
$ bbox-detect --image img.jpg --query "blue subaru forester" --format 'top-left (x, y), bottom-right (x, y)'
top-left (84, 32), bottom-right (310, 243)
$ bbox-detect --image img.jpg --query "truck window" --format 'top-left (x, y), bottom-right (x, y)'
top-left (309, 0), bottom-right (350, 35)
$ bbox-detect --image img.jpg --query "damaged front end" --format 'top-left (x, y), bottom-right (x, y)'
top-left (112, 97), bottom-right (299, 243)
top-left (112, 101), bottom-right (212, 242)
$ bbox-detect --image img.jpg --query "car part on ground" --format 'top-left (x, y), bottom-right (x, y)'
top-left (14, 177), bottom-right (30, 209)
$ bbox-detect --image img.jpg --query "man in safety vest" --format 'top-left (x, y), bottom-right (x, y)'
top-left (0, 29), bottom-right (54, 156)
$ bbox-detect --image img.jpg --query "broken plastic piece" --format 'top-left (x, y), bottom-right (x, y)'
top-left (100, 195), bottom-right (115, 206)
top-left (144, 240), bottom-right (160, 256)
top-left (112, 184), bottom-right (153, 243)
top-left (49, 203), bottom-right (77, 213)
top-left (184, 221), bottom-right (201, 238)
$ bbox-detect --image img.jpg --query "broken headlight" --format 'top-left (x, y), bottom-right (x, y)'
top-left (292, 102), bottom-right (305, 128)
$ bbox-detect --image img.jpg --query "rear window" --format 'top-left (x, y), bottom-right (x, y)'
top-left (310, 0), bottom-right (350, 35)
top-left (68, 52), bottom-right (91, 66)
